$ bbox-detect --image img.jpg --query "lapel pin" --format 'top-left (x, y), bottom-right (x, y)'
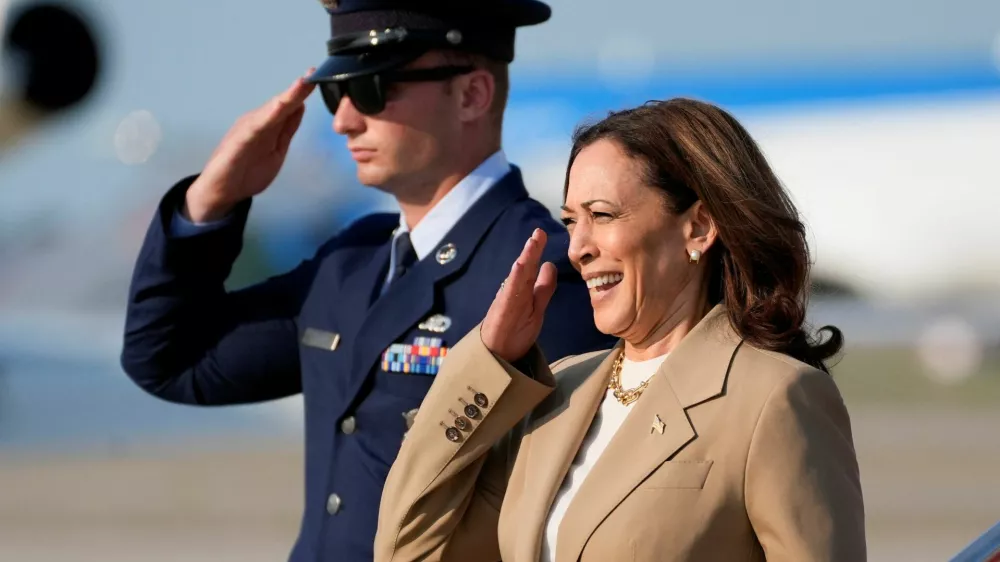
top-left (418, 314), bottom-right (452, 333)
top-left (651, 414), bottom-right (666, 434)
top-left (436, 243), bottom-right (458, 265)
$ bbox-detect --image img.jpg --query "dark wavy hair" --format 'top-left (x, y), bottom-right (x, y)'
top-left (565, 98), bottom-right (842, 371)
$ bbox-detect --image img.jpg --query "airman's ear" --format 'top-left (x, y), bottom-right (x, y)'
top-left (455, 69), bottom-right (495, 125)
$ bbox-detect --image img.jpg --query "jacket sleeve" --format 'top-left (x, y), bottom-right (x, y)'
top-left (745, 367), bottom-right (867, 561)
top-left (374, 325), bottom-right (557, 562)
top-left (120, 176), bottom-right (328, 405)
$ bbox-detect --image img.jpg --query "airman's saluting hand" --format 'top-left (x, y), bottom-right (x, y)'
top-left (184, 69), bottom-right (317, 223)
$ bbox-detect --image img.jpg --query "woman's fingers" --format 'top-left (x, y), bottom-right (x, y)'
top-left (481, 232), bottom-right (556, 362)
top-left (521, 228), bottom-right (546, 274)
top-left (505, 260), bottom-right (524, 299)
top-left (493, 228), bottom-right (550, 323)
top-left (533, 261), bottom-right (558, 316)
top-left (511, 229), bottom-right (547, 296)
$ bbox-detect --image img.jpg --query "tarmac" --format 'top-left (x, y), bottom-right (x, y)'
top-left (2, 406), bottom-right (998, 561)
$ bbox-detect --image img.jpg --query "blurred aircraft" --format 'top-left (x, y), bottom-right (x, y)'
top-left (1, 0), bottom-right (101, 153)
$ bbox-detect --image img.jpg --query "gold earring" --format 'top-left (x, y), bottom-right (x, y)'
top-left (688, 249), bottom-right (701, 264)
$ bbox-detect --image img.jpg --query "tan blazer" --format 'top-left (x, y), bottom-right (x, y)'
top-left (374, 305), bottom-right (866, 562)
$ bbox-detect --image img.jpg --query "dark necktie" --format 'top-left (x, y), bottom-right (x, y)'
top-left (390, 232), bottom-right (418, 284)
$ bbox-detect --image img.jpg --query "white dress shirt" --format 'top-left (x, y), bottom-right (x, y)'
top-left (380, 149), bottom-right (511, 293)
top-left (540, 352), bottom-right (671, 562)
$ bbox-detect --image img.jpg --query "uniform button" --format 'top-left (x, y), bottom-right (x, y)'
top-left (326, 493), bottom-right (342, 515)
top-left (464, 404), bottom-right (481, 419)
top-left (445, 427), bottom-right (462, 442)
top-left (474, 393), bottom-right (489, 408)
top-left (454, 416), bottom-right (471, 431)
top-left (340, 416), bottom-right (357, 435)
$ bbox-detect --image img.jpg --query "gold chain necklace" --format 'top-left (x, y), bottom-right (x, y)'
top-left (607, 350), bottom-right (649, 406)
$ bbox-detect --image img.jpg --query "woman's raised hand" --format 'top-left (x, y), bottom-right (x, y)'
top-left (480, 228), bottom-right (559, 363)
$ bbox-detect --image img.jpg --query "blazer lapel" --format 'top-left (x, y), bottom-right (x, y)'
top-left (552, 370), bottom-right (694, 562)
top-left (511, 346), bottom-right (620, 562)
top-left (554, 305), bottom-right (743, 562)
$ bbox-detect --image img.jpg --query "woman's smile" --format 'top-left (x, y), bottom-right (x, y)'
top-left (584, 271), bottom-right (623, 304)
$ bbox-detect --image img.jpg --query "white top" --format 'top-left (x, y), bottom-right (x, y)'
top-left (382, 149), bottom-right (511, 293)
top-left (539, 352), bottom-right (670, 562)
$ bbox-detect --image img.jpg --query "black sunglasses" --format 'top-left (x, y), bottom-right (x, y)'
top-left (317, 65), bottom-right (475, 116)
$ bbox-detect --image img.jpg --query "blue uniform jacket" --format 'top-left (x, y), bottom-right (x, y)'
top-left (120, 167), bottom-right (616, 562)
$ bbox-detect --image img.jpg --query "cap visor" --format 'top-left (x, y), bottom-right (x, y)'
top-left (307, 49), bottom-right (422, 82)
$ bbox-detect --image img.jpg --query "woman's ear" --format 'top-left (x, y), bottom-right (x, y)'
top-left (685, 201), bottom-right (718, 256)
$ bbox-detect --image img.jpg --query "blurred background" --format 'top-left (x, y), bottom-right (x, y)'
top-left (1, 0), bottom-right (999, 560)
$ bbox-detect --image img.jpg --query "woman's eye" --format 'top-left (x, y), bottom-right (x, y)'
top-left (560, 217), bottom-right (575, 227)
top-left (592, 212), bottom-right (613, 222)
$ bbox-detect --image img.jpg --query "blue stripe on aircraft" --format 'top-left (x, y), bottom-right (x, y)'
top-left (509, 59), bottom-right (1000, 112)
top-left (312, 57), bottom-right (1000, 149)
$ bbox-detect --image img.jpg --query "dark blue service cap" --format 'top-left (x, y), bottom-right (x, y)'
top-left (307, 0), bottom-right (551, 83)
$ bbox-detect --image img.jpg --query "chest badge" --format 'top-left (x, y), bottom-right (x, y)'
top-left (418, 314), bottom-right (452, 334)
top-left (436, 243), bottom-right (458, 265)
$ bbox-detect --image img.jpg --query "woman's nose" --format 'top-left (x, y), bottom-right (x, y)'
top-left (567, 225), bottom-right (596, 268)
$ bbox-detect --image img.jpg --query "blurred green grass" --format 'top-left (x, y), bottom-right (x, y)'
top-left (831, 345), bottom-right (1000, 407)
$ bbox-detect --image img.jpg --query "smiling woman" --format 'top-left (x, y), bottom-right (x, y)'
top-left (561, 98), bottom-right (843, 369)
top-left (374, 97), bottom-right (865, 562)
